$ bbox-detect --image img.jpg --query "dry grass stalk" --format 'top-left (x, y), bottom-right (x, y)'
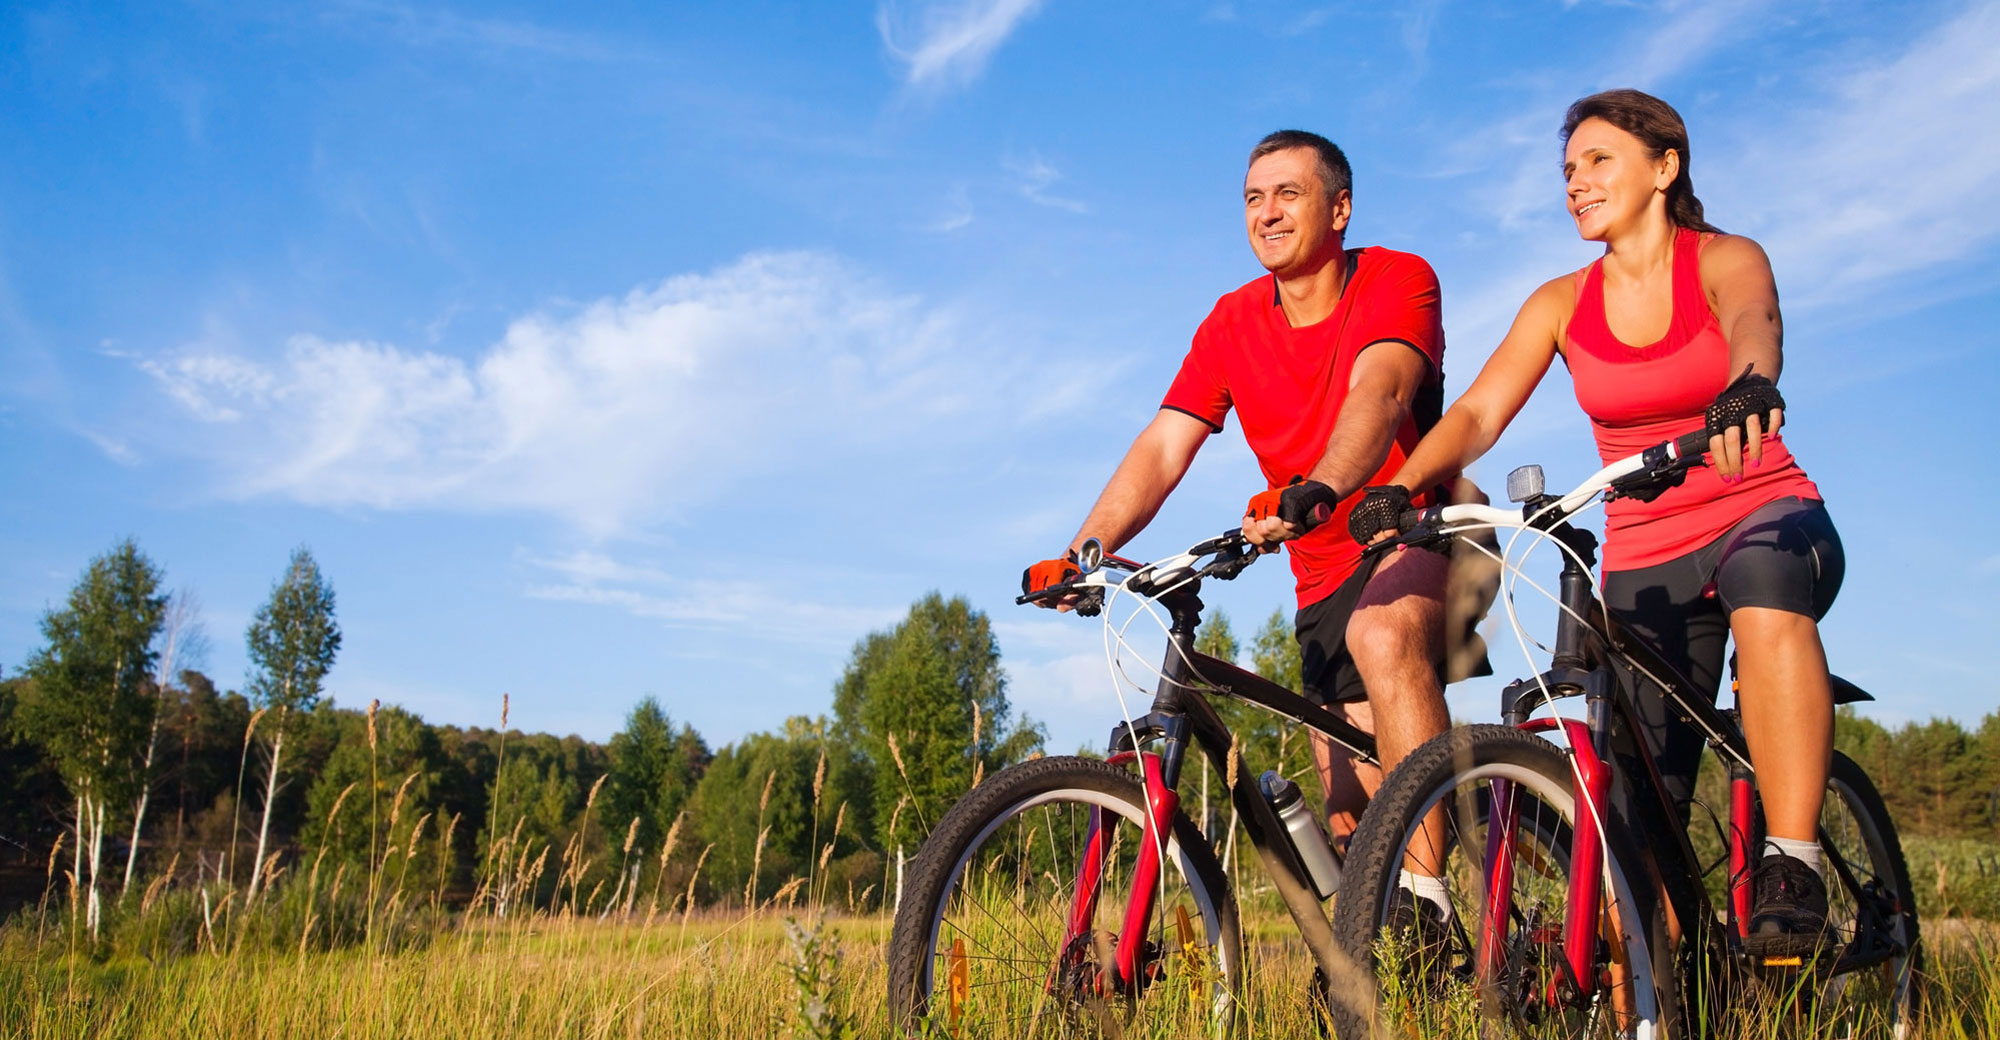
top-left (405, 812), bottom-right (432, 865)
top-left (501, 692), bottom-right (509, 729)
top-left (681, 843), bottom-right (714, 928)
top-left (140, 852), bottom-right (181, 914)
top-left (1225, 732), bottom-right (1241, 791)
top-left (245, 707), bottom-right (267, 745)
top-left (622, 816), bottom-right (641, 857)
top-left (660, 814), bottom-right (684, 867)
top-left (44, 833), bottom-right (66, 884)
top-left (366, 699), bottom-right (380, 750)
top-left (812, 748), bottom-right (827, 802)
top-left (888, 733), bottom-right (909, 780)
top-left (758, 770), bottom-right (775, 816)
top-left (584, 878), bottom-right (605, 914)
top-left (972, 760), bottom-right (984, 789)
top-left (970, 700), bottom-right (983, 749)
top-left (746, 825), bottom-right (771, 909)
top-left (770, 876), bottom-right (806, 909)
top-left (324, 781), bottom-right (360, 829)
top-left (387, 771), bottom-right (419, 831)
top-left (585, 773), bottom-right (608, 812)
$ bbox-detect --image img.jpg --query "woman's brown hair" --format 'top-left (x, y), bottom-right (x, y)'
top-left (1561, 89), bottom-right (1721, 234)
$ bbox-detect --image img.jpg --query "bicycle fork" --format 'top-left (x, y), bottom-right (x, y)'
top-left (1057, 749), bottom-right (1182, 994)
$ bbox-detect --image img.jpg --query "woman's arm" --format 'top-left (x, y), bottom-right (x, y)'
top-left (1381, 275), bottom-right (1569, 498)
top-left (1702, 234), bottom-right (1786, 478)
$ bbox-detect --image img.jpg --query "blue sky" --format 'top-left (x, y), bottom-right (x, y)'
top-left (4, 0), bottom-right (1998, 755)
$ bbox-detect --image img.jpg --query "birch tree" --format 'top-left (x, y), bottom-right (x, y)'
top-left (122, 589), bottom-right (207, 897)
top-left (244, 547), bottom-right (340, 902)
top-left (17, 539), bottom-right (166, 936)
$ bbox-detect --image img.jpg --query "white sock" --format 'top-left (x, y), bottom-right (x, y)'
top-left (1763, 835), bottom-right (1822, 874)
top-left (1399, 869), bottom-right (1454, 922)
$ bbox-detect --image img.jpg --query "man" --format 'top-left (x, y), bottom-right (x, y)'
top-left (1024, 130), bottom-right (1454, 892)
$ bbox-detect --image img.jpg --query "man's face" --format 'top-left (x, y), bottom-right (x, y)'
top-left (1243, 147), bottom-right (1351, 277)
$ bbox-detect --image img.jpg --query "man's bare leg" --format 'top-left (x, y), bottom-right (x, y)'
top-left (1314, 700), bottom-right (1382, 848)
top-left (1345, 546), bottom-right (1450, 876)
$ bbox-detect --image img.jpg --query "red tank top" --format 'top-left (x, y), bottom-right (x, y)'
top-left (1564, 227), bottom-right (1820, 572)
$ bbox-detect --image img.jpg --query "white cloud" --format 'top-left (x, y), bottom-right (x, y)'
top-left (520, 550), bottom-right (902, 645)
top-left (138, 250), bottom-right (1102, 535)
top-left (1713, 0), bottom-right (2000, 308)
top-left (877, 0), bottom-right (1046, 90)
top-left (1006, 151), bottom-right (1089, 213)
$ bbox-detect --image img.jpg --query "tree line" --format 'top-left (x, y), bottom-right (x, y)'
top-left (3, 538), bottom-right (1995, 936)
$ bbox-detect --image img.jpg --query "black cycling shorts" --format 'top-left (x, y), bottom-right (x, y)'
top-left (1295, 552), bottom-right (1457, 705)
top-left (1602, 496), bottom-right (1845, 816)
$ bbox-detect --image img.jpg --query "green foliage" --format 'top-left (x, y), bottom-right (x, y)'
top-left (599, 696), bottom-right (710, 859)
top-left (244, 546), bottom-right (341, 718)
top-left (688, 726), bottom-right (821, 905)
top-left (301, 705), bottom-right (451, 883)
top-left (15, 538), bottom-right (168, 810)
top-left (831, 593), bottom-right (1043, 853)
top-left (784, 916), bottom-right (856, 1039)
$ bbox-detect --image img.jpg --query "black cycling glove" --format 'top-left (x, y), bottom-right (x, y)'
top-left (1246, 476), bottom-right (1339, 532)
top-left (1347, 485), bottom-right (1412, 545)
top-left (1706, 367), bottom-right (1785, 442)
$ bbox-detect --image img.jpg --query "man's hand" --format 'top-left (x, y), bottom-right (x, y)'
top-left (1706, 366), bottom-right (1786, 482)
top-left (1021, 554), bottom-right (1081, 610)
top-left (1347, 485), bottom-right (1412, 546)
top-left (1243, 477), bottom-right (1338, 551)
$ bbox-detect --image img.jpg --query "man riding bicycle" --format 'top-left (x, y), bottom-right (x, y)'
top-left (1024, 129), bottom-right (1467, 918)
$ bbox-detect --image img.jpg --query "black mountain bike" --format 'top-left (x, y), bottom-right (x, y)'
top-left (1327, 431), bottom-right (1921, 1039)
top-left (884, 527), bottom-right (1402, 1036)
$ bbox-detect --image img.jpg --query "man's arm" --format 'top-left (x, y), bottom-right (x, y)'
top-left (1242, 343), bottom-right (1427, 547)
top-left (1069, 408), bottom-right (1213, 556)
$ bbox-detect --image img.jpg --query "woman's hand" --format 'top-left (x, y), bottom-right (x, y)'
top-left (1706, 367), bottom-right (1786, 482)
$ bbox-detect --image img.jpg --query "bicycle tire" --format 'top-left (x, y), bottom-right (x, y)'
top-left (885, 755), bottom-right (1242, 1037)
top-left (1329, 724), bottom-right (1674, 1039)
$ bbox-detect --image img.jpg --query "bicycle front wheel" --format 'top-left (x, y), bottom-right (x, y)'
top-left (1330, 724), bottom-right (1672, 1040)
top-left (885, 755), bottom-right (1242, 1038)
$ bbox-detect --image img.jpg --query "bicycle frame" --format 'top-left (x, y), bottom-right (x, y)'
top-left (1054, 579), bottom-right (1378, 996)
top-left (1477, 511), bottom-right (1904, 1011)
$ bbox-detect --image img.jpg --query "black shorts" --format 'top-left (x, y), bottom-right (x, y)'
top-left (1602, 496), bottom-right (1845, 816)
top-left (1295, 553), bottom-right (1457, 705)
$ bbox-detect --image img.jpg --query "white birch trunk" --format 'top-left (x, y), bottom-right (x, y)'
top-left (248, 718), bottom-right (286, 902)
top-left (123, 711), bottom-right (162, 898)
top-left (86, 796), bottom-right (106, 938)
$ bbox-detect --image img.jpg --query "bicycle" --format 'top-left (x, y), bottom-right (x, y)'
top-left (1326, 430), bottom-right (1922, 1039)
top-left (884, 523), bottom-right (1428, 1036)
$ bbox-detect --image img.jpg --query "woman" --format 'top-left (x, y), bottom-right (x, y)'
top-left (1351, 89), bottom-right (1841, 952)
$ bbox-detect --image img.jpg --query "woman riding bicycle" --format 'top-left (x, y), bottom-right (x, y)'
top-left (1352, 88), bottom-right (1843, 953)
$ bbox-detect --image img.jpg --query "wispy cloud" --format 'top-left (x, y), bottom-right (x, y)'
top-left (1006, 151), bottom-right (1088, 213)
top-left (520, 550), bottom-right (902, 645)
top-left (877, 0), bottom-right (1046, 90)
top-left (1714, 0), bottom-right (2000, 309)
top-left (925, 182), bottom-right (976, 232)
top-left (135, 250), bottom-right (1113, 536)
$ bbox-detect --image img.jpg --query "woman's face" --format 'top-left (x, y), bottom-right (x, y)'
top-left (1562, 116), bottom-right (1677, 242)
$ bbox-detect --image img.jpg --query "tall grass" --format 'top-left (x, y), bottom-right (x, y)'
top-left (2, 690), bottom-right (1995, 1039)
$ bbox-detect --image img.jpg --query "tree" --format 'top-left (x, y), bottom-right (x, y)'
top-left (687, 723), bottom-right (820, 906)
top-left (15, 538), bottom-right (167, 934)
top-left (302, 705), bottom-right (449, 890)
top-left (123, 589), bottom-right (208, 896)
top-left (599, 697), bottom-right (709, 863)
top-left (244, 547), bottom-right (341, 901)
top-left (831, 593), bottom-right (1043, 854)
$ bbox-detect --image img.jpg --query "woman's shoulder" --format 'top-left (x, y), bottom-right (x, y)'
top-left (1693, 232), bottom-right (1775, 288)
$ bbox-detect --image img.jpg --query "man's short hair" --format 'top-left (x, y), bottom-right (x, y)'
top-left (1248, 130), bottom-right (1353, 199)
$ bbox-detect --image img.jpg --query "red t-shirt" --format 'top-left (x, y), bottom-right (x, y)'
top-left (1162, 247), bottom-right (1446, 608)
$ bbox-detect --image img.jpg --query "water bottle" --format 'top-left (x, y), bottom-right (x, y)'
top-left (1259, 770), bottom-right (1342, 899)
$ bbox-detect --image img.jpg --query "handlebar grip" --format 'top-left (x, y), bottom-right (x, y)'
top-left (1397, 508), bottom-right (1424, 533)
top-left (1672, 428), bottom-right (1712, 460)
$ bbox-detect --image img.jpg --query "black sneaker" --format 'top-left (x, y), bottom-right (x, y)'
top-left (1745, 853), bottom-right (1831, 959)
top-left (1382, 887), bottom-right (1458, 988)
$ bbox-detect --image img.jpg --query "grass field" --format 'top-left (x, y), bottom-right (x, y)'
top-left (4, 901), bottom-right (1998, 1039)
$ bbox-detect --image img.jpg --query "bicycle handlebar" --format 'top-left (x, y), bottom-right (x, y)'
top-left (1372, 428), bottom-right (1713, 552)
top-left (1015, 527), bottom-right (1260, 615)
